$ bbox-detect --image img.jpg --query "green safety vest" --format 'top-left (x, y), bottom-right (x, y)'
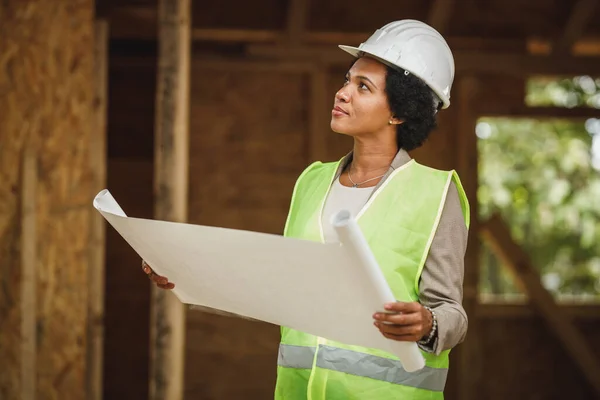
top-left (275, 158), bottom-right (470, 400)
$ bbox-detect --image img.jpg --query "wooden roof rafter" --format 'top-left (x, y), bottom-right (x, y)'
top-left (554, 0), bottom-right (599, 54)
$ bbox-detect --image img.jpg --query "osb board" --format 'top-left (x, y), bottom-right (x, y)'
top-left (0, 170), bottom-right (21, 395)
top-left (184, 63), bottom-right (309, 398)
top-left (0, 1), bottom-right (95, 399)
top-left (476, 317), bottom-right (600, 399)
top-left (103, 159), bottom-right (154, 400)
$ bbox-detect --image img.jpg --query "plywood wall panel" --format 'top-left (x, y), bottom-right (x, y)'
top-left (0, 0), bottom-right (95, 398)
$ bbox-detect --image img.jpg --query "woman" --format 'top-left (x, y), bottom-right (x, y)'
top-left (143, 19), bottom-right (469, 399)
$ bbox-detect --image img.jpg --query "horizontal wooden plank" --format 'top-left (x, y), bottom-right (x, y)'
top-left (111, 55), bottom-right (317, 74)
top-left (457, 52), bottom-right (600, 75)
top-left (479, 106), bottom-right (600, 119)
top-left (477, 303), bottom-right (600, 319)
top-left (247, 44), bottom-right (600, 75)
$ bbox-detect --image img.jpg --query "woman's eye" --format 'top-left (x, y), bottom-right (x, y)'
top-left (359, 82), bottom-right (369, 90)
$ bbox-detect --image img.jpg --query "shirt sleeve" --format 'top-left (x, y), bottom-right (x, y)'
top-left (417, 180), bottom-right (469, 355)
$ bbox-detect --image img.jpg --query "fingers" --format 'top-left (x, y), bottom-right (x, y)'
top-left (379, 331), bottom-right (420, 342)
top-left (374, 321), bottom-right (423, 338)
top-left (157, 282), bottom-right (175, 290)
top-left (373, 311), bottom-right (420, 325)
top-left (373, 302), bottom-right (426, 342)
top-left (142, 260), bottom-right (152, 275)
top-left (141, 260), bottom-right (173, 287)
top-left (383, 301), bottom-right (421, 313)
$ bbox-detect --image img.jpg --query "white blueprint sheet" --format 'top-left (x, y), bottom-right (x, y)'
top-left (93, 189), bottom-right (425, 371)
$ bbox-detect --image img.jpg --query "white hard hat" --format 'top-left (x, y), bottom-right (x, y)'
top-left (339, 20), bottom-right (455, 109)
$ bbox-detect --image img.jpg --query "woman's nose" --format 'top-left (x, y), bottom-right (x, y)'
top-left (336, 88), bottom-right (350, 102)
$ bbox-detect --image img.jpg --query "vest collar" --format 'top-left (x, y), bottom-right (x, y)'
top-left (332, 148), bottom-right (413, 195)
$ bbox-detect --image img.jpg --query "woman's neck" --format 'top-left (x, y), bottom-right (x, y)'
top-left (349, 138), bottom-right (398, 177)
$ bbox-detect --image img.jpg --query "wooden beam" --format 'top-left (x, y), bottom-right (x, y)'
top-left (191, 28), bottom-right (526, 50)
top-left (458, 52), bottom-right (600, 75)
top-left (111, 55), bottom-right (319, 73)
top-left (555, 0), bottom-right (599, 54)
top-left (455, 75), bottom-right (482, 400)
top-left (528, 37), bottom-right (600, 56)
top-left (572, 38), bottom-right (600, 56)
top-left (477, 303), bottom-right (600, 320)
top-left (192, 57), bottom-right (317, 73)
top-left (247, 44), bottom-right (600, 75)
top-left (480, 214), bottom-right (600, 396)
top-left (190, 29), bottom-right (364, 45)
top-left (20, 148), bottom-right (37, 400)
top-left (87, 19), bottom-right (109, 400)
top-left (245, 44), bottom-right (365, 63)
top-left (479, 106), bottom-right (600, 120)
top-left (285, 0), bottom-right (309, 44)
top-left (427, 0), bottom-right (454, 34)
top-left (191, 29), bottom-right (529, 51)
top-left (192, 28), bottom-right (281, 43)
top-left (151, 0), bottom-right (190, 399)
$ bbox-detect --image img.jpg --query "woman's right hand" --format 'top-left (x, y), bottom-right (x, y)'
top-left (141, 260), bottom-right (175, 289)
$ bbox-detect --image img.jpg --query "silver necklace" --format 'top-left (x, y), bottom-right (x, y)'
top-left (347, 168), bottom-right (386, 188)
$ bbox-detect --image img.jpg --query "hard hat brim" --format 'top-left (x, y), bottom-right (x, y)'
top-left (338, 45), bottom-right (363, 59)
top-left (338, 45), bottom-right (407, 82)
top-left (337, 45), bottom-right (450, 109)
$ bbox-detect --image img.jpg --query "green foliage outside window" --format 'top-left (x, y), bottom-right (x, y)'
top-left (478, 76), bottom-right (600, 301)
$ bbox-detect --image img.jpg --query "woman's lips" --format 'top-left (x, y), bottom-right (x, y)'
top-left (332, 106), bottom-right (348, 117)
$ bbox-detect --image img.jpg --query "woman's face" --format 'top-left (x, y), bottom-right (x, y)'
top-left (330, 57), bottom-right (396, 137)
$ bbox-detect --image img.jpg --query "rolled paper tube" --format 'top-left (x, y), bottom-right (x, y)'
top-left (332, 209), bottom-right (426, 372)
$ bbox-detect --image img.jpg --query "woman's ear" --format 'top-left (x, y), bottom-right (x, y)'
top-left (388, 116), bottom-right (404, 125)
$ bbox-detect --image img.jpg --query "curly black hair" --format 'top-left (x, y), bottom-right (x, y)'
top-left (384, 65), bottom-right (440, 151)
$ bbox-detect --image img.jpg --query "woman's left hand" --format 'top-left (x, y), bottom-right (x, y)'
top-left (373, 302), bottom-right (433, 342)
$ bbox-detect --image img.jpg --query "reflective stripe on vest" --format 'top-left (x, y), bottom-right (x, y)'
top-left (278, 344), bottom-right (448, 392)
top-left (278, 344), bottom-right (317, 369)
